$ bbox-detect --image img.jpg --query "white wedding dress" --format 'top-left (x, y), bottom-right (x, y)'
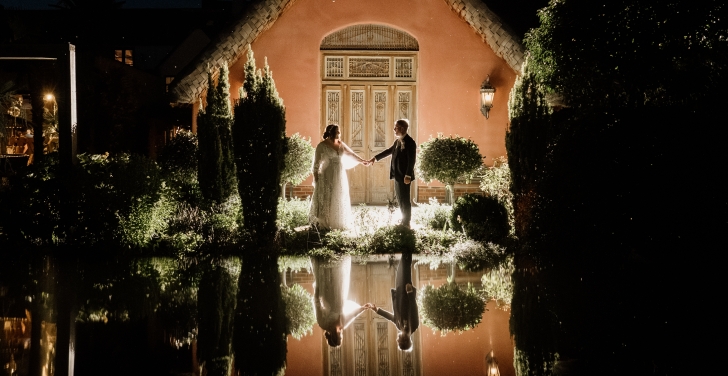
top-left (309, 142), bottom-right (359, 230)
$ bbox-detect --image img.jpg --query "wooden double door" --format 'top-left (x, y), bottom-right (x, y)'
top-left (324, 261), bottom-right (421, 376)
top-left (322, 84), bottom-right (417, 205)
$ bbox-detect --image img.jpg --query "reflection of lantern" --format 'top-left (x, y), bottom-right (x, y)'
top-left (485, 350), bottom-right (501, 376)
top-left (480, 76), bottom-right (496, 119)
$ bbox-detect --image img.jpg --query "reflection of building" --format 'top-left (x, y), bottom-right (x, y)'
top-left (0, 315), bottom-right (57, 376)
top-left (285, 258), bottom-right (514, 376)
top-left (1, 317), bottom-right (30, 376)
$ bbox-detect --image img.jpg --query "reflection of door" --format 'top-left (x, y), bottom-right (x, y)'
top-left (323, 261), bottom-right (421, 376)
top-left (322, 53), bottom-right (417, 205)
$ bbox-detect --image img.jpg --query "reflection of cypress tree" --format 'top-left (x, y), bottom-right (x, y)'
top-left (233, 47), bottom-right (287, 240)
top-left (196, 66), bottom-right (240, 376)
top-left (234, 252), bottom-right (287, 376)
top-left (197, 259), bottom-right (240, 376)
top-left (231, 46), bottom-right (288, 375)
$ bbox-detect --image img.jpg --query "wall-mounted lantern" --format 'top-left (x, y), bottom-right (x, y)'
top-left (480, 75), bottom-right (496, 119)
top-left (485, 349), bottom-right (501, 376)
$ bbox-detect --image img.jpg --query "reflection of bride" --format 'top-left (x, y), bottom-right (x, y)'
top-left (309, 124), bottom-right (368, 230)
top-left (311, 255), bottom-right (369, 347)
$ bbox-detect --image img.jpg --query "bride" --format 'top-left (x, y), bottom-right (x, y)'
top-left (309, 124), bottom-right (368, 229)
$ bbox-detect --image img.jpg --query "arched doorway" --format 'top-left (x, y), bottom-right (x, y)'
top-left (321, 24), bottom-right (418, 205)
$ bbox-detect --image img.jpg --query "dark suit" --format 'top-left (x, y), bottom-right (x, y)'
top-left (375, 252), bottom-right (419, 337)
top-left (375, 133), bottom-right (417, 226)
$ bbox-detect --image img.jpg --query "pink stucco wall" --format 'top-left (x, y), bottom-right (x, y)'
top-left (227, 0), bottom-right (516, 187)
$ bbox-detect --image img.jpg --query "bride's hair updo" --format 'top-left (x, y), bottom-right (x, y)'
top-left (323, 124), bottom-right (340, 140)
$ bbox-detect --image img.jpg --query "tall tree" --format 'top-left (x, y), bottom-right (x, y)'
top-left (233, 47), bottom-right (287, 241)
top-left (197, 66), bottom-right (237, 204)
top-left (195, 65), bottom-right (240, 376)
top-left (231, 46), bottom-right (288, 376)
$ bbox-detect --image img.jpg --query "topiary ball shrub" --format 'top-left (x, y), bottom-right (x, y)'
top-left (282, 283), bottom-right (315, 340)
top-left (419, 282), bottom-right (486, 334)
top-left (415, 134), bottom-right (483, 204)
top-left (451, 194), bottom-right (509, 244)
top-left (281, 133), bottom-right (315, 195)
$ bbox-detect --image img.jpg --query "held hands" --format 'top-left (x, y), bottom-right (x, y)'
top-left (364, 303), bottom-right (377, 311)
top-left (404, 176), bottom-right (411, 185)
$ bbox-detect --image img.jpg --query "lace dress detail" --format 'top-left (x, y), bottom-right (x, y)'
top-left (309, 142), bottom-right (357, 230)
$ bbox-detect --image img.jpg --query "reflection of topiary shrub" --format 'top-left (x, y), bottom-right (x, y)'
top-left (419, 282), bottom-right (486, 334)
top-left (452, 240), bottom-right (507, 272)
top-left (481, 255), bottom-right (514, 309)
top-left (282, 284), bottom-right (316, 340)
top-left (281, 133), bottom-right (315, 196)
top-left (451, 194), bottom-right (509, 244)
top-left (416, 134), bottom-right (483, 203)
top-left (413, 197), bottom-right (451, 230)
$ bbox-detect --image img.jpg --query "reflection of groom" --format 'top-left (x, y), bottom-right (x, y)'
top-left (368, 119), bottom-right (417, 228)
top-left (369, 252), bottom-right (419, 351)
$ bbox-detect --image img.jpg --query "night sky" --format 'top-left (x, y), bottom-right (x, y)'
top-left (0, 0), bottom-right (204, 9)
top-left (1, 0), bottom-right (548, 38)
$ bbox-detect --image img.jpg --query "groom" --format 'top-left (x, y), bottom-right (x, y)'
top-left (368, 119), bottom-right (417, 227)
top-left (368, 251), bottom-right (419, 351)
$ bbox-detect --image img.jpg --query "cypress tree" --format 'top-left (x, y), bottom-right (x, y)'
top-left (233, 48), bottom-right (287, 240)
top-left (197, 67), bottom-right (238, 204)
top-left (195, 66), bottom-right (240, 376)
top-left (231, 46), bottom-right (288, 376)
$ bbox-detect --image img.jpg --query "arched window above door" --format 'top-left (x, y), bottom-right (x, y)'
top-left (320, 24), bottom-right (419, 51)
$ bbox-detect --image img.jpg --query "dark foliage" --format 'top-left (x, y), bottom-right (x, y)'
top-left (507, 1), bottom-right (727, 374)
top-left (233, 252), bottom-right (287, 376)
top-left (450, 194), bottom-right (509, 245)
top-left (233, 47), bottom-right (287, 242)
top-left (197, 259), bottom-right (239, 376)
top-left (157, 130), bottom-right (201, 204)
top-left (526, 0), bottom-right (727, 109)
top-left (159, 130), bottom-right (198, 177)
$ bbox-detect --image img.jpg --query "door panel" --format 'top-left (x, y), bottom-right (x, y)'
top-left (369, 87), bottom-right (393, 205)
top-left (328, 261), bottom-right (421, 376)
top-left (322, 83), bottom-right (415, 205)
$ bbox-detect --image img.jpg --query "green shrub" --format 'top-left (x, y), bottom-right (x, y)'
top-left (278, 255), bottom-right (310, 274)
top-left (282, 283), bottom-right (315, 340)
top-left (413, 197), bottom-right (451, 230)
top-left (479, 157), bottom-right (514, 234)
top-left (159, 130), bottom-right (198, 177)
top-left (481, 255), bottom-right (514, 309)
top-left (281, 133), bottom-right (315, 196)
top-left (416, 134), bottom-right (483, 203)
top-left (364, 225), bottom-right (416, 255)
top-left (277, 197), bottom-right (311, 230)
top-left (452, 240), bottom-right (507, 272)
top-left (419, 282), bottom-right (485, 334)
top-left (451, 194), bottom-right (509, 244)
